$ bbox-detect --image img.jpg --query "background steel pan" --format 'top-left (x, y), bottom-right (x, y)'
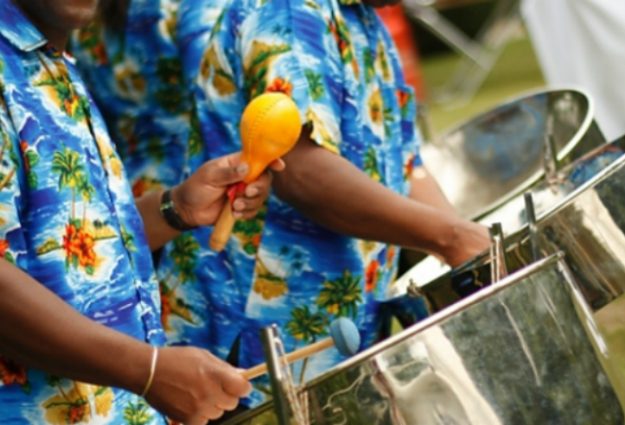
top-left (223, 255), bottom-right (625, 424)
top-left (390, 135), bottom-right (625, 302)
top-left (422, 87), bottom-right (607, 220)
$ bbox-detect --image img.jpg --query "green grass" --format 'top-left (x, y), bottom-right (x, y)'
top-left (420, 34), bottom-right (546, 136)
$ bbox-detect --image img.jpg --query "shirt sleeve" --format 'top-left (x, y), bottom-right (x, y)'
top-left (197, 0), bottom-right (344, 155)
top-left (0, 92), bottom-right (27, 268)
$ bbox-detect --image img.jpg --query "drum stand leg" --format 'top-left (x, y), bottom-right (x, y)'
top-left (489, 222), bottom-right (508, 283)
top-left (523, 192), bottom-right (541, 263)
top-left (261, 325), bottom-right (309, 425)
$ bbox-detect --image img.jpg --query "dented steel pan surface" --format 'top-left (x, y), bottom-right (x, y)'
top-left (421, 88), bottom-right (606, 220)
top-left (223, 255), bottom-right (625, 424)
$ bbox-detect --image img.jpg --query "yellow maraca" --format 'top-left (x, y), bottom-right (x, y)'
top-left (210, 92), bottom-right (302, 252)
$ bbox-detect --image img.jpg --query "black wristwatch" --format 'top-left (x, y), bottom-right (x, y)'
top-left (159, 189), bottom-right (195, 231)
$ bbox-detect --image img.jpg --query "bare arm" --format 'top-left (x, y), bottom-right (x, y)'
top-left (0, 258), bottom-right (150, 394)
top-left (0, 258), bottom-right (251, 423)
top-left (273, 130), bottom-right (489, 267)
top-left (409, 165), bottom-right (456, 214)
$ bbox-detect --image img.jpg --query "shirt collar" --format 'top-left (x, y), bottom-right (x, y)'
top-left (0, 1), bottom-right (47, 52)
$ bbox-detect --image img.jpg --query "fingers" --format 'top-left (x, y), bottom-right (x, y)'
top-left (231, 172), bottom-right (273, 219)
top-left (215, 393), bottom-right (239, 411)
top-left (220, 370), bottom-right (252, 398)
top-left (185, 406), bottom-right (225, 425)
top-left (268, 158), bottom-right (286, 172)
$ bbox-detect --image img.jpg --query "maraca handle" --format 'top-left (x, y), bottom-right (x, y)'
top-left (210, 202), bottom-right (236, 252)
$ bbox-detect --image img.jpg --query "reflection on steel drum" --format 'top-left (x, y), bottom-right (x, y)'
top-left (222, 255), bottom-right (625, 424)
top-left (421, 88), bottom-right (606, 220)
top-left (390, 137), bottom-right (625, 301)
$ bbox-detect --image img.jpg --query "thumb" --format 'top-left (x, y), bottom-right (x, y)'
top-left (203, 162), bottom-right (249, 187)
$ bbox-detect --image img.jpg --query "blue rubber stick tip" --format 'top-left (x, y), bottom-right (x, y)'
top-left (330, 317), bottom-right (361, 356)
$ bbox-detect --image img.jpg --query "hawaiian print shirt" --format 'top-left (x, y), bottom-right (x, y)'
top-left (164, 0), bottom-right (423, 407)
top-left (72, 0), bottom-right (229, 351)
top-left (0, 2), bottom-right (166, 424)
top-left (72, 0), bottom-right (194, 197)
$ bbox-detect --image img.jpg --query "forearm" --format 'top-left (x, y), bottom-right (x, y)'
top-left (136, 189), bottom-right (180, 250)
top-left (273, 137), bottom-right (464, 257)
top-left (0, 259), bottom-right (151, 394)
top-left (409, 166), bottom-right (457, 214)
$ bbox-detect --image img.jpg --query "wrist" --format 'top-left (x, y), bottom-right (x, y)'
top-left (117, 341), bottom-right (155, 396)
top-left (159, 188), bottom-right (195, 231)
top-left (141, 346), bottom-right (159, 397)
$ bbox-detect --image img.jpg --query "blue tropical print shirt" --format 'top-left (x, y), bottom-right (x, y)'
top-left (73, 0), bottom-right (230, 352)
top-left (164, 0), bottom-right (423, 407)
top-left (72, 0), bottom-right (194, 197)
top-left (0, 2), bottom-right (166, 423)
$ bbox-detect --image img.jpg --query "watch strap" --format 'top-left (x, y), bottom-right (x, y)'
top-left (159, 189), bottom-right (195, 231)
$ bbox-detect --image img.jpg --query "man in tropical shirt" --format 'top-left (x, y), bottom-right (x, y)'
top-left (0, 0), bottom-right (288, 423)
top-left (72, 0), bottom-right (231, 351)
top-left (173, 0), bottom-right (490, 407)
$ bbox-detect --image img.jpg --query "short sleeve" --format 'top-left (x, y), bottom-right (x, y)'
top-left (0, 94), bottom-right (27, 267)
top-left (197, 0), bottom-right (344, 154)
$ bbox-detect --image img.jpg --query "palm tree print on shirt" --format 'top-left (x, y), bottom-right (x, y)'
top-left (123, 400), bottom-right (153, 425)
top-left (286, 305), bottom-right (328, 343)
top-left (243, 40), bottom-right (291, 97)
top-left (52, 148), bottom-right (98, 273)
top-left (317, 270), bottom-right (363, 318)
top-left (34, 147), bottom-right (119, 275)
top-left (43, 377), bottom-right (113, 424)
top-left (160, 233), bottom-right (199, 330)
top-left (35, 65), bottom-right (89, 121)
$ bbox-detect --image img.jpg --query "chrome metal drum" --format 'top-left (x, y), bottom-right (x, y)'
top-left (223, 255), bottom-right (625, 424)
top-left (391, 135), bottom-right (625, 301)
top-left (390, 151), bottom-right (625, 402)
top-left (422, 88), bottom-right (607, 220)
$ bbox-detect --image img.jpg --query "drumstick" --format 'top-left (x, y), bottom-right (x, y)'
top-left (210, 93), bottom-right (302, 252)
top-left (242, 317), bottom-right (361, 381)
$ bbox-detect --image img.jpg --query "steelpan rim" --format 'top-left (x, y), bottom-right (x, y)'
top-left (405, 139), bottom-right (625, 299)
top-left (526, 145), bottom-right (625, 225)
top-left (451, 150), bottom-right (625, 278)
top-left (304, 252), bottom-right (566, 391)
top-left (430, 86), bottom-right (598, 220)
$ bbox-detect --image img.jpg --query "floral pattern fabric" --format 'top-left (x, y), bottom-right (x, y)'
top-left (72, 0), bottom-right (193, 197)
top-left (164, 0), bottom-right (423, 407)
top-left (73, 0), bottom-right (230, 351)
top-left (0, 2), bottom-right (166, 423)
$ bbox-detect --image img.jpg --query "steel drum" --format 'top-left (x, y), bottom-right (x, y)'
top-left (391, 150), bottom-right (625, 397)
top-left (222, 254), bottom-right (625, 424)
top-left (421, 88), bottom-right (607, 220)
top-left (390, 135), bottom-right (625, 301)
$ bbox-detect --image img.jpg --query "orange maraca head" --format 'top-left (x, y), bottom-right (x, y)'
top-left (240, 92), bottom-right (302, 182)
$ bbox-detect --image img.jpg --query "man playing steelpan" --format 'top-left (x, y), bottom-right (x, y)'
top-left (0, 1), bottom-right (287, 423)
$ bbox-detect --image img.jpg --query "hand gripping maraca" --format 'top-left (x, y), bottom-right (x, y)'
top-left (209, 92), bottom-right (302, 252)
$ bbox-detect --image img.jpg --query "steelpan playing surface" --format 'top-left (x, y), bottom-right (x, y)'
top-left (421, 88), bottom-right (606, 220)
top-left (390, 137), bottom-right (625, 299)
top-left (223, 255), bottom-right (624, 424)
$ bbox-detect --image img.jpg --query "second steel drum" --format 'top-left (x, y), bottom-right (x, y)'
top-left (390, 135), bottom-right (625, 301)
top-left (421, 88), bottom-right (606, 220)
